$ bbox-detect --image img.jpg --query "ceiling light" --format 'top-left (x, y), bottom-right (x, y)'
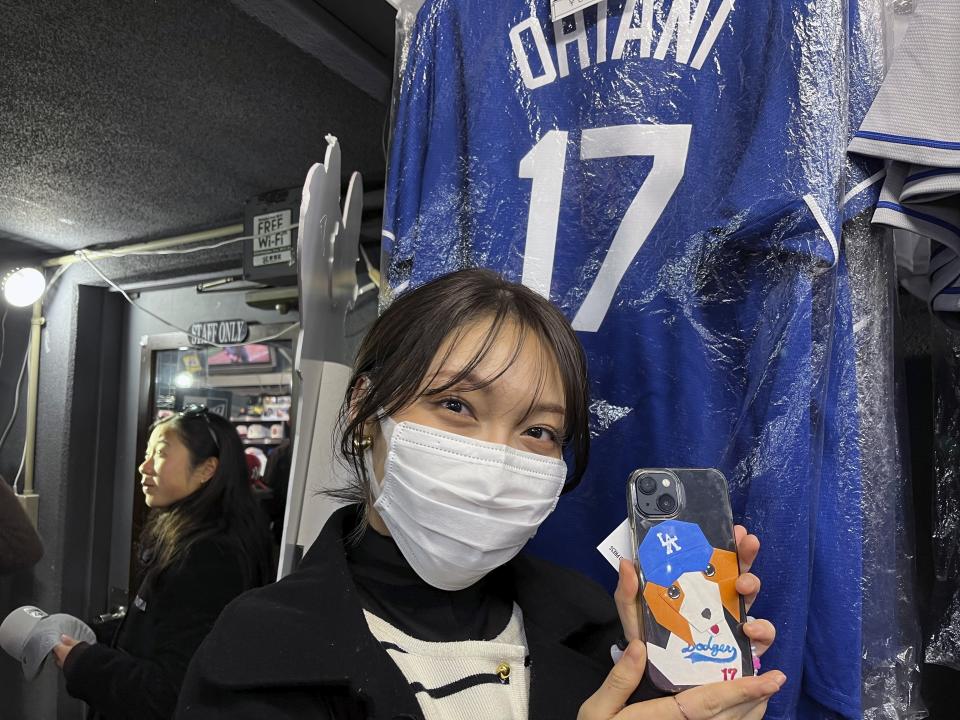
top-left (174, 372), bottom-right (194, 388)
top-left (2, 268), bottom-right (46, 307)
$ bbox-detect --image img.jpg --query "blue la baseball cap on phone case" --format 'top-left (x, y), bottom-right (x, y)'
top-left (638, 520), bottom-right (713, 587)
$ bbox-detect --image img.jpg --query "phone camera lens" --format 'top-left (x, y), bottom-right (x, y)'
top-left (639, 476), bottom-right (658, 495)
top-left (657, 494), bottom-right (677, 514)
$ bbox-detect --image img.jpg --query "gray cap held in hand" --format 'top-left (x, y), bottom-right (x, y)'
top-left (0, 605), bottom-right (97, 680)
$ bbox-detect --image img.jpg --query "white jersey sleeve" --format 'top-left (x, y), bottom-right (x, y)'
top-left (848, 0), bottom-right (960, 167)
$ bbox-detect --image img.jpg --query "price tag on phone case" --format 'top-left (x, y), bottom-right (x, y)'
top-left (597, 517), bottom-right (633, 571)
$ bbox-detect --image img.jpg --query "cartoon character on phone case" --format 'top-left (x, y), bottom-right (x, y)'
top-left (638, 520), bottom-right (744, 686)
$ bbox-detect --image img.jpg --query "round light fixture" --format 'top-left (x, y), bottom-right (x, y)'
top-left (2, 268), bottom-right (46, 307)
top-left (174, 372), bottom-right (195, 389)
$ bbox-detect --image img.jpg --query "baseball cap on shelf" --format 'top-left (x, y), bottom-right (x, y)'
top-left (0, 606), bottom-right (96, 680)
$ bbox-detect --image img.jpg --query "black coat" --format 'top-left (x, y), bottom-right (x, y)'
top-left (176, 506), bottom-right (636, 720)
top-left (63, 535), bottom-right (250, 720)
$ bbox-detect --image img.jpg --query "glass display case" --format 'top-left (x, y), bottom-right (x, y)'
top-left (151, 342), bottom-right (294, 479)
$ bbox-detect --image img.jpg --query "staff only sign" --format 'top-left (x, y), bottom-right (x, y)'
top-left (189, 319), bottom-right (249, 346)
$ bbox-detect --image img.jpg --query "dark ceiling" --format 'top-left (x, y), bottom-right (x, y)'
top-left (0, 0), bottom-right (396, 262)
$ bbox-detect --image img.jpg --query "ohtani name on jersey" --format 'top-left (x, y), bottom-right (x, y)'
top-left (509, 0), bottom-right (733, 90)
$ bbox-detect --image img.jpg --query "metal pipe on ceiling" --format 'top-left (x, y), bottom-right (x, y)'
top-left (40, 224), bottom-right (245, 267)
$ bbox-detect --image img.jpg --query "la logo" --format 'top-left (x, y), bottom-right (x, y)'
top-left (657, 532), bottom-right (681, 555)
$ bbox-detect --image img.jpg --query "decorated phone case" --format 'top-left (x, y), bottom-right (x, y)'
top-left (626, 468), bottom-right (754, 693)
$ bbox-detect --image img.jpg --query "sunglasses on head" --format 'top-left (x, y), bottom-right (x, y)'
top-left (179, 404), bottom-right (220, 454)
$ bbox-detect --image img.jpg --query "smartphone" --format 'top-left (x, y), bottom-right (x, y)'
top-left (626, 468), bottom-right (753, 693)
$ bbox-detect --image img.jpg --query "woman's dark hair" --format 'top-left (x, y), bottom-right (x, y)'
top-left (139, 410), bottom-right (272, 589)
top-left (334, 268), bottom-right (590, 517)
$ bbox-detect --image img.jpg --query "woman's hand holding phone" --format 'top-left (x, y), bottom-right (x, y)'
top-left (577, 526), bottom-right (782, 719)
top-left (730, 526), bottom-right (761, 611)
top-left (577, 640), bottom-right (786, 720)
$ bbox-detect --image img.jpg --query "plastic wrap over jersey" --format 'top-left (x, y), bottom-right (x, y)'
top-left (928, 324), bottom-right (960, 672)
top-left (382, 0), bottom-right (920, 717)
top-left (844, 215), bottom-right (924, 720)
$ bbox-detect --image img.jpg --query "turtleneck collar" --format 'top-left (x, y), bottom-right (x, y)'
top-left (345, 522), bottom-right (515, 642)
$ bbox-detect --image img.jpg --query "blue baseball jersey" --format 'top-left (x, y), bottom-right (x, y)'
top-left (804, 251), bottom-right (864, 720)
top-left (383, 1), bottom-right (872, 716)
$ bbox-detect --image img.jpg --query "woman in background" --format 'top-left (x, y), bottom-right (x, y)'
top-left (54, 405), bottom-right (272, 720)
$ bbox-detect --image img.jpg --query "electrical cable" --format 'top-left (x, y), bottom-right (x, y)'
top-left (0, 307), bottom-right (7, 373)
top-left (44, 264), bottom-right (70, 298)
top-left (0, 343), bottom-right (28, 457)
top-left (12, 433), bottom-right (26, 492)
top-left (76, 250), bottom-right (300, 347)
top-left (94, 226), bottom-right (298, 257)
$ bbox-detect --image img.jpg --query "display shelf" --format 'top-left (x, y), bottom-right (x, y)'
top-left (242, 438), bottom-right (285, 446)
top-left (230, 416), bottom-right (289, 422)
top-left (204, 372), bottom-right (293, 389)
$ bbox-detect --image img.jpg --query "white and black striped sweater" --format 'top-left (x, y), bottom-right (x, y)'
top-left (365, 605), bottom-right (530, 720)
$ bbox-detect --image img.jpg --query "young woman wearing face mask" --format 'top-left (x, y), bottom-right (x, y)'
top-left (175, 269), bottom-right (780, 720)
top-left (52, 407), bottom-right (273, 720)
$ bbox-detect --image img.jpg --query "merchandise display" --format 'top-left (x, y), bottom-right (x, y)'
top-left (849, 2), bottom-right (960, 325)
top-left (848, 0), bottom-right (960, 679)
top-left (246, 424), bottom-right (267, 440)
top-left (245, 446), bottom-right (268, 479)
top-left (382, 0), bottom-right (920, 716)
top-left (836, 4), bottom-right (923, 715)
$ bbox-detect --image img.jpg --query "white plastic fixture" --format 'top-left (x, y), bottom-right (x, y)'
top-left (2, 268), bottom-right (45, 307)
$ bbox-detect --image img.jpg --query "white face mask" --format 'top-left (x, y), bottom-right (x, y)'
top-left (365, 416), bottom-right (568, 591)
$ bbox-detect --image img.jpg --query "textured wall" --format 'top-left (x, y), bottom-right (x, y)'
top-left (0, 276), bottom-right (88, 720)
top-left (0, 0), bottom-right (388, 253)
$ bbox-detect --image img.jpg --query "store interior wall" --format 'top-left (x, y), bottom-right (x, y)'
top-left (0, 275), bottom-right (125, 720)
top-left (0, 306), bottom-right (31, 485)
top-left (0, 304), bottom-right (46, 719)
